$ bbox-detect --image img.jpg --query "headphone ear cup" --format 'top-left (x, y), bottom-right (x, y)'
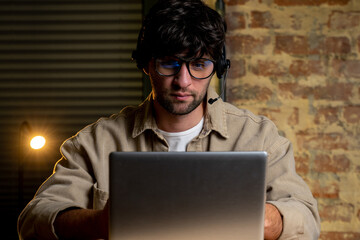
top-left (216, 45), bottom-right (230, 79)
top-left (216, 57), bottom-right (226, 79)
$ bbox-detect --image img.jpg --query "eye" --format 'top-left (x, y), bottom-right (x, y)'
top-left (159, 59), bottom-right (181, 69)
top-left (190, 59), bottom-right (212, 71)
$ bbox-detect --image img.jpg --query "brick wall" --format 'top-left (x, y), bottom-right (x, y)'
top-left (206, 0), bottom-right (360, 239)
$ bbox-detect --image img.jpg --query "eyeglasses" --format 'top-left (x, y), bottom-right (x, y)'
top-left (155, 56), bottom-right (215, 79)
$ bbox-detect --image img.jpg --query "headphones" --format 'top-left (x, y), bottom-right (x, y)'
top-left (207, 45), bottom-right (230, 104)
top-left (215, 45), bottom-right (231, 79)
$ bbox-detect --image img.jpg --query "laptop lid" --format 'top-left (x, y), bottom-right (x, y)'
top-left (109, 151), bottom-right (267, 240)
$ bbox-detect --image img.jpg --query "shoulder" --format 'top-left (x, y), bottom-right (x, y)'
top-left (63, 105), bottom-right (140, 146)
top-left (221, 102), bottom-right (288, 153)
top-left (222, 101), bottom-right (274, 126)
top-left (84, 105), bottom-right (140, 132)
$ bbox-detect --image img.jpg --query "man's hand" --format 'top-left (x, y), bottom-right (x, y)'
top-left (54, 200), bottom-right (109, 240)
top-left (98, 200), bottom-right (110, 238)
top-left (264, 203), bottom-right (283, 240)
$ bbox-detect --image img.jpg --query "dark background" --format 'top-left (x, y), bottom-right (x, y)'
top-left (0, 0), bottom-right (157, 238)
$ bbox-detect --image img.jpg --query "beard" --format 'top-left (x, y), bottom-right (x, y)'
top-left (154, 87), bottom-right (207, 115)
top-left (157, 94), bottom-right (203, 115)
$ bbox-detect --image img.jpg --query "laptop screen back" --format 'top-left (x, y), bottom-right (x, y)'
top-left (109, 151), bottom-right (267, 240)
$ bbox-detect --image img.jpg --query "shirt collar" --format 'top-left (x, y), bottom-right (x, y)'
top-left (132, 87), bottom-right (229, 139)
top-left (132, 93), bottom-right (158, 138)
top-left (203, 86), bottom-right (229, 139)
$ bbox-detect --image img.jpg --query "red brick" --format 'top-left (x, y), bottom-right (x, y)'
top-left (320, 232), bottom-right (360, 240)
top-left (295, 152), bottom-right (310, 175)
top-left (226, 12), bottom-right (246, 31)
top-left (252, 60), bottom-right (287, 77)
top-left (275, 35), bottom-right (307, 55)
top-left (279, 83), bottom-right (308, 99)
top-left (227, 35), bottom-right (271, 55)
top-left (275, 35), bottom-right (319, 55)
top-left (318, 202), bottom-right (354, 222)
top-left (279, 83), bottom-right (353, 101)
top-left (275, 0), bottom-right (350, 6)
top-left (228, 83), bottom-right (272, 102)
top-left (314, 106), bottom-right (340, 124)
top-left (251, 11), bottom-right (275, 29)
top-left (325, 36), bottom-right (351, 54)
top-left (314, 83), bottom-right (353, 101)
top-left (312, 181), bottom-right (339, 199)
top-left (314, 154), bottom-right (351, 173)
top-left (290, 60), bottom-right (324, 77)
top-left (228, 59), bottom-right (246, 78)
top-left (224, 0), bottom-right (249, 5)
top-left (327, 0), bottom-right (351, 4)
top-left (343, 106), bottom-right (360, 124)
top-left (296, 130), bottom-right (348, 151)
top-left (328, 11), bottom-right (360, 30)
top-left (319, 133), bottom-right (349, 150)
top-left (332, 59), bottom-right (360, 78)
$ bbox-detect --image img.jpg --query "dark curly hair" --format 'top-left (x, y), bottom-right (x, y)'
top-left (133, 0), bottom-right (227, 70)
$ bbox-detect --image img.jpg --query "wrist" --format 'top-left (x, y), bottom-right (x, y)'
top-left (54, 208), bottom-right (108, 240)
top-left (264, 203), bottom-right (283, 240)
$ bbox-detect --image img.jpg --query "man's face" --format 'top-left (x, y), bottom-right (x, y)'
top-left (146, 55), bottom-right (214, 116)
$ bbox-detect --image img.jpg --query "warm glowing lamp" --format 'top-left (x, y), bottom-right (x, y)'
top-left (30, 136), bottom-right (46, 150)
top-left (18, 121), bottom-right (46, 210)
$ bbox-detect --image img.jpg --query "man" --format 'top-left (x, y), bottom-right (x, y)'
top-left (18, 0), bottom-right (321, 239)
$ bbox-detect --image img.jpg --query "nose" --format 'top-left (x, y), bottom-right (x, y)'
top-left (173, 63), bottom-right (192, 89)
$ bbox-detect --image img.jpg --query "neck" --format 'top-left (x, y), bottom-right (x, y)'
top-left (154, 101), bottom-right (205, 133)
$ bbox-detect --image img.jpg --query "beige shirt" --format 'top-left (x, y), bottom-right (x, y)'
top-left (18, 87), bottom-right (320, 240)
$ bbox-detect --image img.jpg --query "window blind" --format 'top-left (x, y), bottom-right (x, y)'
top-left (0, 1), bottom-right (142, 238)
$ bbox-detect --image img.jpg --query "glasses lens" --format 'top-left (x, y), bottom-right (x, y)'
top-left (189, 59), bottom-right (214, 79)
top-left (156, 58), bottom-right (181, 76)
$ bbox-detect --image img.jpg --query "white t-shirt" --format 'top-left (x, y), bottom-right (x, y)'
top-left (157, 118), bottom-right (204, 152)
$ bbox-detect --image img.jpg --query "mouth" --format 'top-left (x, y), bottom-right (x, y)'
top-left (171, 92), bottom-right (192, 101)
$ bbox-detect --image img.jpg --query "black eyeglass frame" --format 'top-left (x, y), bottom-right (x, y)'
top-left (154, 56), bottom-right (216, 80)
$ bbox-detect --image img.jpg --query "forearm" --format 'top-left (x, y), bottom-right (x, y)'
top-left (54, 208), bottom-right (108, 240)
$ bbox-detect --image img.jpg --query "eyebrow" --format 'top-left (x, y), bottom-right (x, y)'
top-left (167, 55), bottom-right (213, 61)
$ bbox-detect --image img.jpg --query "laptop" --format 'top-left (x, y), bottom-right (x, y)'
top-left (109, 151), bottom-right (267, 240)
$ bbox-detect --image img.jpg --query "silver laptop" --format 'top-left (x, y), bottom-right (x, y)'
top-left (109, 151), bottom-right (267, 240)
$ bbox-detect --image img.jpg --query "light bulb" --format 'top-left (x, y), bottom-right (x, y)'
top-left (30, 136), bottom-right (46, 150)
